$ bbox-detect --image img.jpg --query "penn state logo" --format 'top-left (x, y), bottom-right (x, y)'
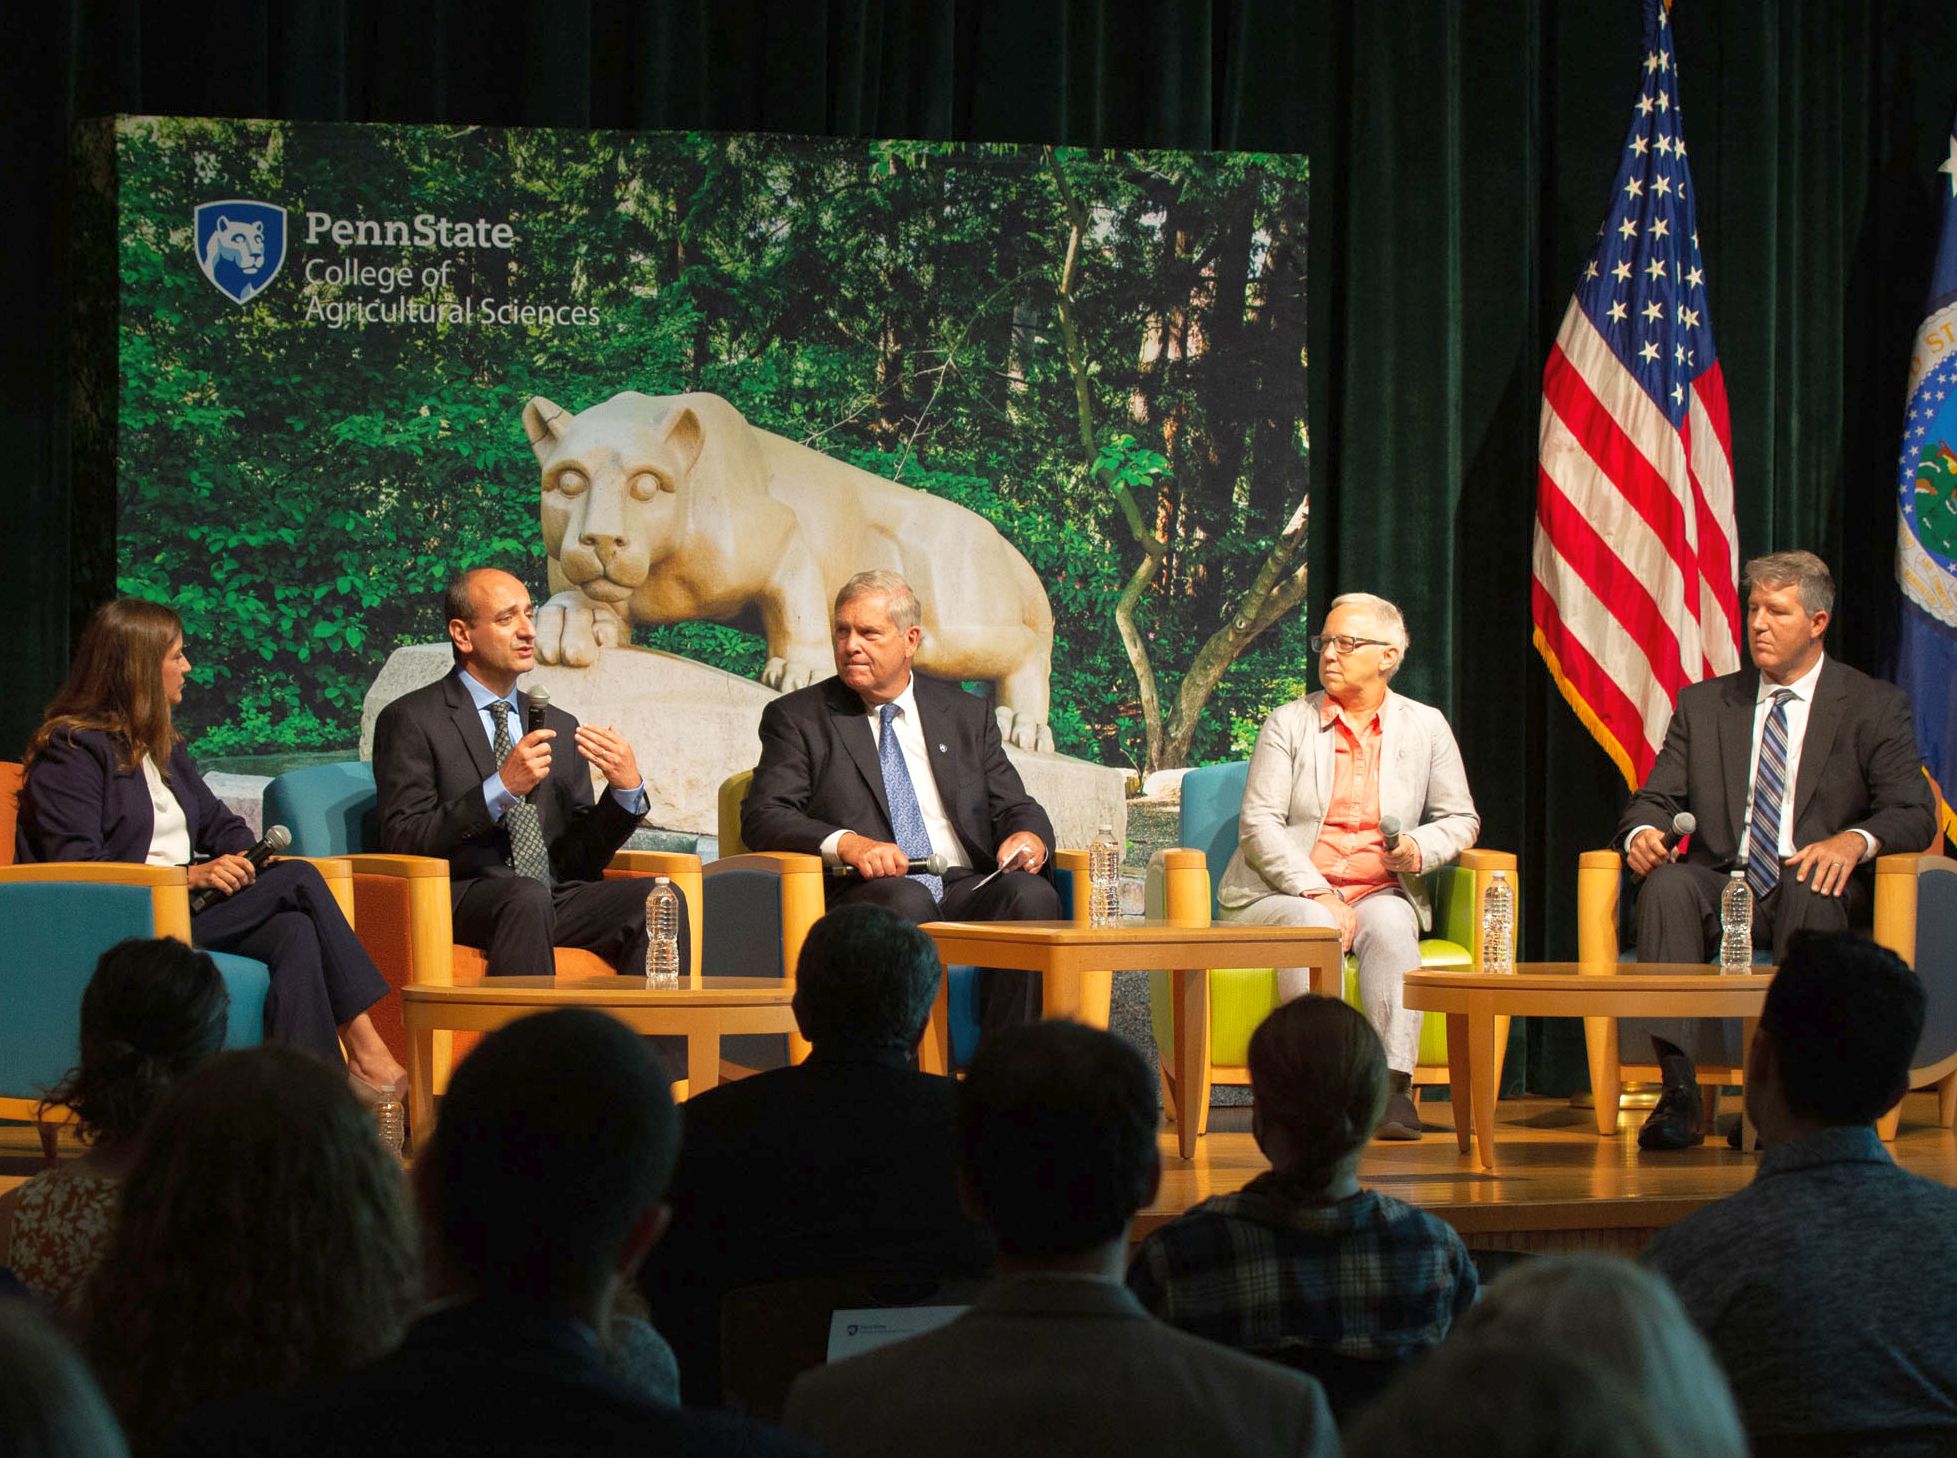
top-left (193, 200), bottom-right (287, 304)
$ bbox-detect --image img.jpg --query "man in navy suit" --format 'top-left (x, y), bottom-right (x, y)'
top-left (372, 568), bottom-right (682, 976)
top-left (741, 570), bottom-right (1060, 1036)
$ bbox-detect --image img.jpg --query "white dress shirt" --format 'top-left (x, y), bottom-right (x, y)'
top-left (458, 669), bottom-right (648, 821)
top-left (818, 676), bottom-right (972, 871)
top-left (1743, 655), bottom-right (1875, 864)
top-left (141, 755), bottom-right (193, 867)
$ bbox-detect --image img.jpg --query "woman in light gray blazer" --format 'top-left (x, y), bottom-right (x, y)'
top-left (1217, 593), bottom-right (1479, 1138)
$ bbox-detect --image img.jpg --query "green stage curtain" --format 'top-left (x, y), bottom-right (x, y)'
top-left (6, 0), bottom-right (1953, 1091)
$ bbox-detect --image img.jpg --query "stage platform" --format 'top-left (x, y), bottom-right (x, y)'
top-left (1144, 1090), bottom-right (1957, 1258)
top-left (10, 1092), bottom-right (1955, 1262)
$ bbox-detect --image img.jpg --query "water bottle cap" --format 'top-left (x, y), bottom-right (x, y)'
top-left (653, 875), bottom-right (670, 884)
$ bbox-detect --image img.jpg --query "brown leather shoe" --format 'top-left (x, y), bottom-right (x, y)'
top-left (1376, 1090), bottom-right (1424, 1141)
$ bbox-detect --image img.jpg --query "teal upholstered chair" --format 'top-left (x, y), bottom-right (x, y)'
top-left (0, 879), bottom-right (268, 1157)
top-left (1144, 760), bottom-right (1512, 1128)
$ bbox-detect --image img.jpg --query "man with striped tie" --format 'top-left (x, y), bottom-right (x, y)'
top-left (1616, 551), bottom-right (1935, 1149)
top-left (743, 570), bottom-right (1061, 1041)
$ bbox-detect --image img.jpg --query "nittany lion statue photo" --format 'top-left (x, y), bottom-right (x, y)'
top-left (524, 390), bottom-right (1057, 753)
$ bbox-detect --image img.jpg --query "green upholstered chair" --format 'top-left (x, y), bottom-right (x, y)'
top-left (1144, 760), bottom-right (1512, 1130)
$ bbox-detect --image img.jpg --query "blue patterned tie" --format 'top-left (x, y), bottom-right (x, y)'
top-left (1745, 689), bottom-right (1796, 899)
top-left (877, 703), bottom-right (944, 903)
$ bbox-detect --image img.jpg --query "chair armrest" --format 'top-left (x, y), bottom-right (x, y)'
top-left (342, 852), bottom-right (452, 878)
top-left (703, 853), bottom-right (826, 988)
top-left (1873, 852), bottom-right (1955, 968)
top-left (284, 855), bottom-right (354, 924)
top-left (0, 862), bottom-right (192, 941)
top-left (339, 854), bottom-right (455, 986)
top-left (1577, 849), bottom-right (1624, 967)
top-left (1456, 848), bottom-right (1517, 874)
top-left (1145, 848), bottom-right (1212, 929)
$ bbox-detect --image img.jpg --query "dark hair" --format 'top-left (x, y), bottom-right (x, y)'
top-left (422, 1008), bottom-right (680, 1312)
top-left (41, 939), bottom-right (229, 1147)
top-left (956, 1021), bottom-right (1158, 1258)
top-left (0, 1302), bottom-right (130, 1458)
top-left (794, 903), bottom-right (941, 1051)
top-left (1761, 930), bottom-right (1924, 1124)
top-left (1248, 995), bottom-right (1387, 1188)
top-left (25, 599), bottom-right (183, 774)
top-left (1347, 1337), bottom-right (1689, 1458)
top-left (83, 1048), bottom-right (417, 1456)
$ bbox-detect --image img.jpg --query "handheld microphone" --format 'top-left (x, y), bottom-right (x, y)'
top-left (1379, 814), bottom-right (1404, 850)
top-left (189, 824), bottom-right (292, 914)
top-left (523, 686), bottom-right (550, 803)
top-left (827, 852), bottom-right (950, 881)
top-left (1660, 811), bottom-right (1697, 852)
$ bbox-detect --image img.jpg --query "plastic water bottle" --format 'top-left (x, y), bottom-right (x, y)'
top-left (645, 876), bottom-right (682, 986)
top-left (1089, 823), bottom-right (1121, 927)
top-left (1481, 869), bottom-right (1515, 974)
top-left (1719, 871), bottom-right (1754, 974)
top-left (372, 1086), bottom-right (405, 1161)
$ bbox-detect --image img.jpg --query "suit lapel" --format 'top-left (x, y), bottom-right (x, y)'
top-left (1793, 658), bottom-right (1847, 829)
top-left (1717, 671), bottom-right (1757, 847)
top-left (444, 673), bottom-right (498, 783)
top-left (1311, 694), bottom-right (1337, 810)
top-left (828, 679), bottom-right (892, 826)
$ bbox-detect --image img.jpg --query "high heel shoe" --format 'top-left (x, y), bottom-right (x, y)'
top-left (348, 1068), bottom-right (407, 1108)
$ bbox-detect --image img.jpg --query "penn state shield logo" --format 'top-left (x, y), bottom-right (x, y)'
top-left (193, 200), bottom-right (287, 304)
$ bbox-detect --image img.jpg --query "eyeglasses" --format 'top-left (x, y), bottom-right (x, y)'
top-left (1310, 634), bottom-right (1392, 657)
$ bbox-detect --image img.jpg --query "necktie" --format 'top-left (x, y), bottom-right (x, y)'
top-left (488, 700), bottom-right (552, 885)
top-left (877, 703), bottom-right (944, 903)
top-left (1745, 689), bottom-right (1796, 899)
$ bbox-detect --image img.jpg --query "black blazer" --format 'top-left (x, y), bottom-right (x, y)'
top-left (167, 1302), bottom-right (815, 1458)
top-left (16, 728), bottom-right (254, 864)
top-left (371, 670), bottom-right (639, 901)
top-left (742, 674), bottom-right (1054, 866)
top-left (640, 1049), bottom-right (994, 1405)
top-left (1618, 658), bottom-right (1936, 879)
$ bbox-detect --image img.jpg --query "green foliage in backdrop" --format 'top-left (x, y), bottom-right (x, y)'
top-left (112, 119), bottom-right (1311, 766)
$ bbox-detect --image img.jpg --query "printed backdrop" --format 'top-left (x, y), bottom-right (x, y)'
top-left (95, 117), bottom-right (1311, 773)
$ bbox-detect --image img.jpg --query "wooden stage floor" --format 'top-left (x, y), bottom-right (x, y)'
top-left (10, 1091), bottom-right (1954, 1261)
top-left (1144, 1089), bottom-right (1957, 1258)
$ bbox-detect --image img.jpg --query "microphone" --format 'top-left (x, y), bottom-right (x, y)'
top-left (189, 824), bottom-right (292, 914)
top-left (1379, 814), bottom-right (1404, 850)
top-left (1660, 811), bottom-right (1697, 852)
top-left (524, 686), bottom-right (550, 803)
top-left (827, 852), bottom-right (950, 881)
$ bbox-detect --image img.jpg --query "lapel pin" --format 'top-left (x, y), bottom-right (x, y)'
top-left (938, 743), bottom-right (947, 753)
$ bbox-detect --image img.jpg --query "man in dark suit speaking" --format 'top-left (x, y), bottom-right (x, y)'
top-left (742, 570), bottom-right (1061, 1036)
top-left (373, 568), bottom-right (683, 976)
top-left (1617, 550), bottom-right (1934, 1149)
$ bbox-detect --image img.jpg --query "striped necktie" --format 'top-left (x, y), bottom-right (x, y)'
top-left (1745, 689), bottom-right (1797, 899)
top-left (488, 700), bottom-right (552, 885)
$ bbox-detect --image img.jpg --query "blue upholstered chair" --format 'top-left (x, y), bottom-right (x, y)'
top-left (1144, 760), bottom-right (1513, 1130)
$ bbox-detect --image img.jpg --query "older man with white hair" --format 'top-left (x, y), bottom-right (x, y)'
top-left (1216, 593), bottom-right (1480, 1139)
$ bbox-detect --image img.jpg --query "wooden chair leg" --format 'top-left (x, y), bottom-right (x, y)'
top-left (1158, 1062), bottom-right (1181, 1127)
top-left (1939, 1071), bottom-right (1957, 1130)
top-left (1700, 1085), bottom-right (1719, 1129)
top-left (1875, 1103), bottom-right (1903, 1143)
top-left (36, 1121), bottom-right (59, 1166)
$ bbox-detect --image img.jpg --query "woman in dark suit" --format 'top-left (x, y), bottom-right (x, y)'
top-left (16, 599), bottom-right (405, 1097)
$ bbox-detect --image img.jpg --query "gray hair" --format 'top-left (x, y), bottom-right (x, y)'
top-left (1743, 550), bottom-right (1835, 617)
top-left (835, 570), bottom-right (921, 632)
top-left (1327, 592), bottom-right (1409, 680)
top-left (1460, 1255), bottom-right (1748, 1458)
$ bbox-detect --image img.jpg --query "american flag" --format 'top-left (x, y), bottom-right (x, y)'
top-left (1532, 0), bottom-right (1740, 789)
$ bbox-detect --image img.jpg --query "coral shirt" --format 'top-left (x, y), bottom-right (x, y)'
top-left (1309, 700), bottom-right (1396, 903)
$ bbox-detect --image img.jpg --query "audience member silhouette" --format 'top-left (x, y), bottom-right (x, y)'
top-left (1642, 930), bottom-right (1957, 1456)
top-left (641, 902), bottom-right (991, 1404)
top-left (0, 938), bottom-right (228, 1312)
top-left (1128, 994), bottom-right (1475, 1415)
top-left (1461, 1254), bottom-right (1746, 1458)
top-left (0, 1300), bottom-right (131, 1458)
top-left (783, 1020), bottom-right (1339, 1458)
top-left (174, 1009), bottom-right (813, 1458)
top-left (84, 1046), bottom-right (417, 1457)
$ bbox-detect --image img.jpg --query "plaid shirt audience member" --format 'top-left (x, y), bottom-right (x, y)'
top-left (1127, 1172), bottom-right (1477, 1361)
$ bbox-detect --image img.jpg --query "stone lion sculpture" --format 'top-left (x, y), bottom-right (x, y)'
top-left (524, 390), bottom-right (1056, 752)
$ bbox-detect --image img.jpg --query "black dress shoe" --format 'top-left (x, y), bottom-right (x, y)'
top-left (1638, 1081), bottom-right (1706, 1150)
